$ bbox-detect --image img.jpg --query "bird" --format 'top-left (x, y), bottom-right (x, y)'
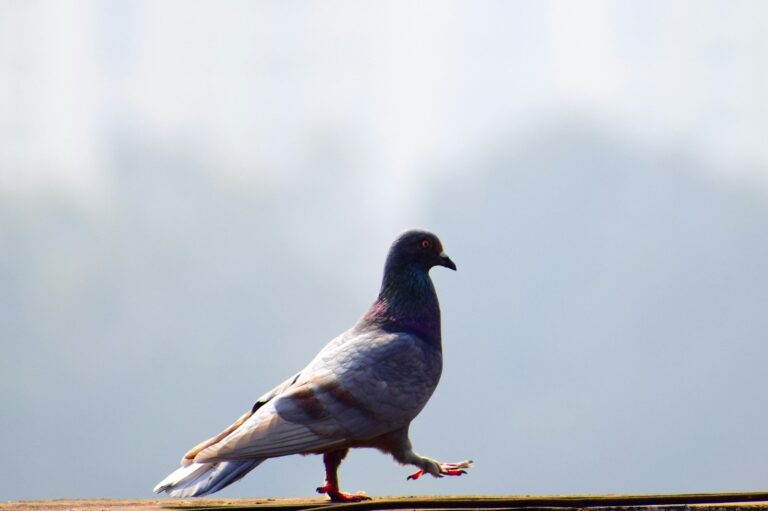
top-left (153, 229), bottom-right (472, 501)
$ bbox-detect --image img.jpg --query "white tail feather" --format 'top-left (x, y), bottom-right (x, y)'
top-left (154, 459), bottom-right (264, 497)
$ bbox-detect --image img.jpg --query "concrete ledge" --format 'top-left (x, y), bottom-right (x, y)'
top-left (4, 493), bottom-right (768, 511)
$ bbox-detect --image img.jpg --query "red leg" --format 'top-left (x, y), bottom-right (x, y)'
top-left (316, 449), bottom-right (371, 502)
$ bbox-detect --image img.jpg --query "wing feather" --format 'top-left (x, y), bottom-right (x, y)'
top-left (193, 330), bottom-right (442, 463)
top-left (194, 399), bottom-right (347, 461)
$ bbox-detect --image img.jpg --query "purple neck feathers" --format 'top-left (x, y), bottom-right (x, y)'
top-left (360, 263), bottom-right (442, 346)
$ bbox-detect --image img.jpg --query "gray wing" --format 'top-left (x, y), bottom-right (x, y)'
top-left (194, 329), bottom-right (442, 462)
top-left (180, 371), bottom-right (302, 464)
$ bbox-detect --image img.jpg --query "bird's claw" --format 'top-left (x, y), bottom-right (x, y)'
top-left (407, 460), bottom-right (473, 481)
top-left (316, 484), bottom-right (371, 502)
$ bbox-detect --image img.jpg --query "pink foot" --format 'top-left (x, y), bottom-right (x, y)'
top-left (316, 483), bottom-right (371, 502)
top-left (407, 460), bottom-right (473, 481)
top-left (406, 470), bottom-right (424, 480)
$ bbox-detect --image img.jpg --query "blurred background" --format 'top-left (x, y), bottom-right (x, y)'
top-left (2, 0), bottom-right (768, 501)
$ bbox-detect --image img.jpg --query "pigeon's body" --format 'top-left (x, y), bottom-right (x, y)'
top-left (154, 229), bottom-right (471, 501)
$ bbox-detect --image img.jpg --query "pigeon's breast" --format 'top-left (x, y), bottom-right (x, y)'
top-left (312, 329), bottom-right (443, 436)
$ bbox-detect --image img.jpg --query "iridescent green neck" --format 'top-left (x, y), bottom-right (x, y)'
top-left (362, 263), bottom-right (442, 345)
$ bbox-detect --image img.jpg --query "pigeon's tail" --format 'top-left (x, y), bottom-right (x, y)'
top-left (153, 459), bottom-right (264, 498)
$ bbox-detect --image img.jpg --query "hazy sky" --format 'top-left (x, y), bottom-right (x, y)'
top-left (1, 0), bottom-right (768, 501)
top-left (2, 2), bottom-right (767, 198)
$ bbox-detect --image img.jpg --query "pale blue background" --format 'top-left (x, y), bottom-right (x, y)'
top-left (2, 0), bottom-right (767, 501)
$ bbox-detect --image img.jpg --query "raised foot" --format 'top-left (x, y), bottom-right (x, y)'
top-left (316, 483), bottom-right (371, 502)
top-left (407, 460), bottom-right (474, 481)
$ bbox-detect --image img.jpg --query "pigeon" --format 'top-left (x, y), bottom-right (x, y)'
top-left (153, 229), bottom-right (472, 501)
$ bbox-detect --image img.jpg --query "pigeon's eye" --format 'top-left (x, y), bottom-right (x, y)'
top-left (420, 239), bottom-right (432, 249)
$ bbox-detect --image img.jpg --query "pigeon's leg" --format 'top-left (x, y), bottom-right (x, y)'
top-left (383, 427), bottom-right (473, 481)
top-left (315, 449), bottom-right (371, 502)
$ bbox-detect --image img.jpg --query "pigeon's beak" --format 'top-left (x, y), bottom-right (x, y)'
top-left (439, 252), bottom-right (457, 271)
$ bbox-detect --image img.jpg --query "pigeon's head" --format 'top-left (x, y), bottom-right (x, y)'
top-left (386, 229), bottom-right (457, 272)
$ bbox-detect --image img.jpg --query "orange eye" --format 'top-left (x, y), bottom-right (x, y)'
top-left (420, 239), bottom-right (432, 249)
